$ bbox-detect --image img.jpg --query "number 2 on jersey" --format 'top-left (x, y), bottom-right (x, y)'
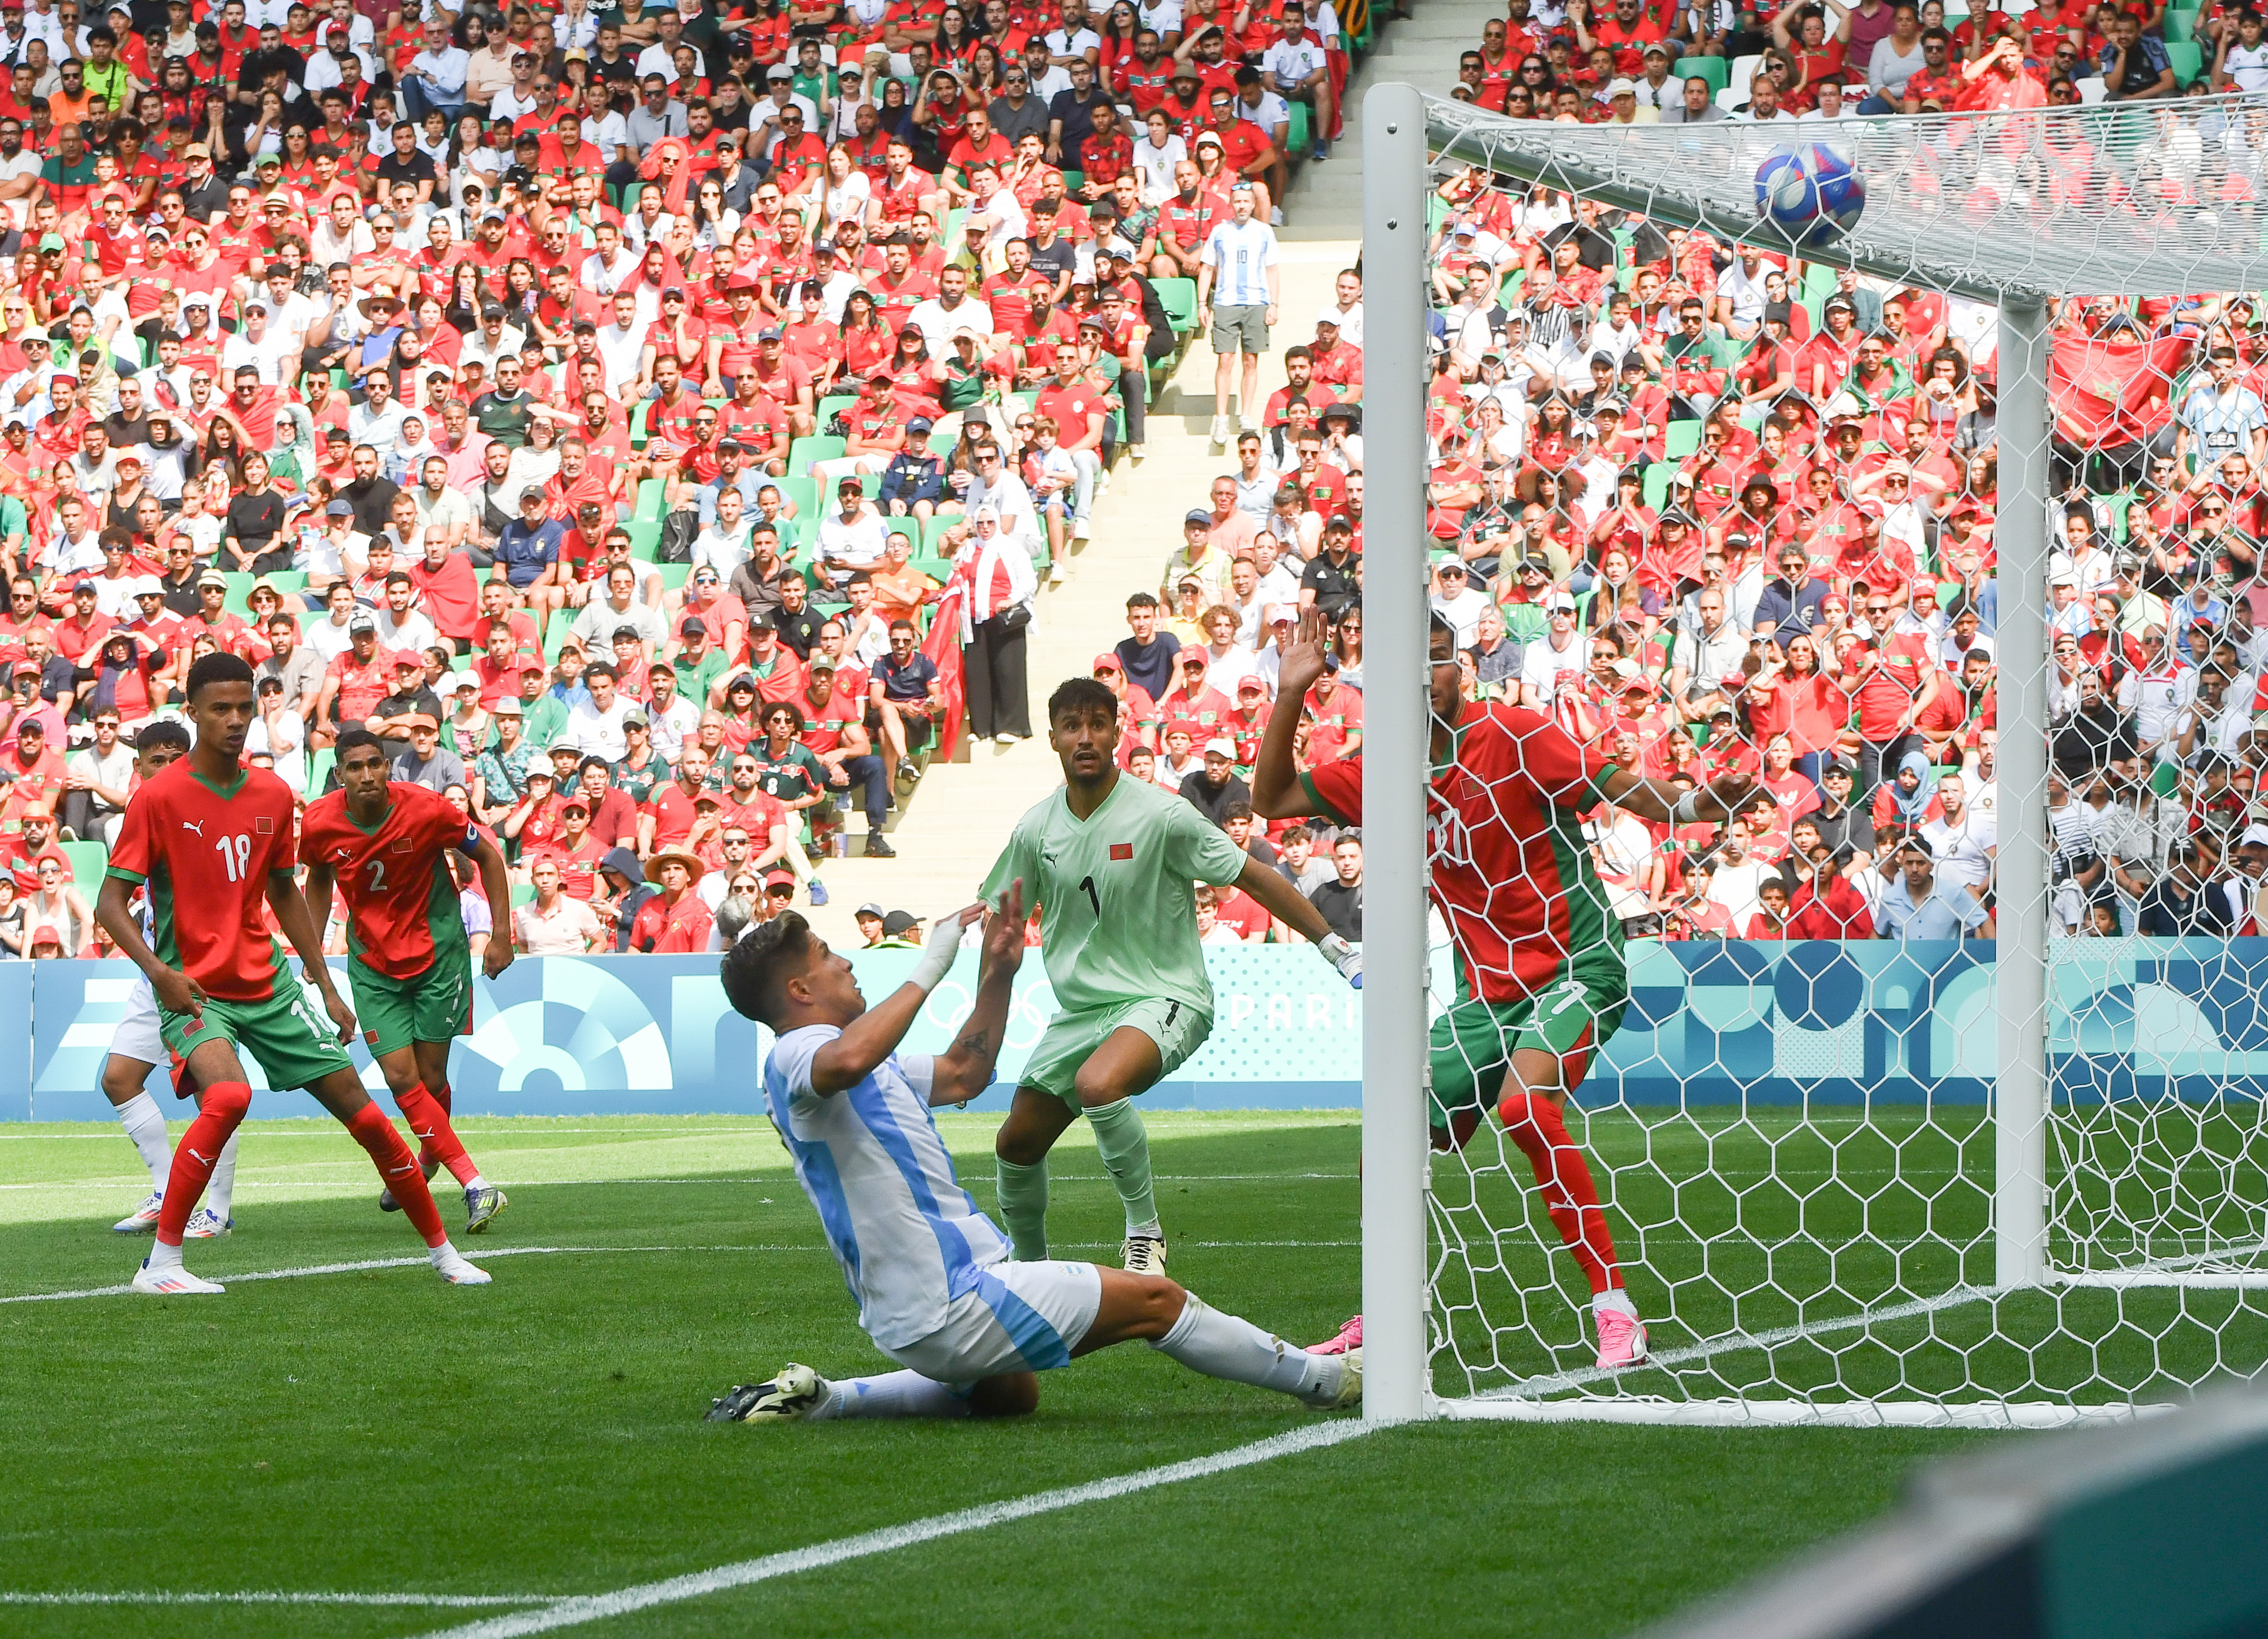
top-left (214, 834), bottom-right (254, 882)
top-left (364, 857), bottom-right (388, 892)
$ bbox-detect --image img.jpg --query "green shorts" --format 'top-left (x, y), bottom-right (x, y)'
top-left (348, 951), bottom-right (473, 1058)
top-left (1427, 966), bottom-right (1626, 1128)
top-left (161, 982), bottom-right (357, 1095)
top-left (1020, 996), bottom-right (1211, 1109)
top-left (1210, 302), bottom-right (1269, 355)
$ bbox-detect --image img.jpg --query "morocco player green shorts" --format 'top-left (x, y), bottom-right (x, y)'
top-left (348, 951), bottom-right (473, 1058)
top-left (1427, 961), bottom-right (1628, 1128)
top-left (160, 983), bottom-right (357, 1095)
top-left (1020, 996), bottom-right (1212, 1108)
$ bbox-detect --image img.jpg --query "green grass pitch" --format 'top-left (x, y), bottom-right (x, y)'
top-left (2, 1111), bottom-right (1997, 1638)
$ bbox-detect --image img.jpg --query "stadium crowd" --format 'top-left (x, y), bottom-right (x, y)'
top-left (0, 0), bottom-right (1365, 961)
top-left (1101, 0), bottom-right (2268, 952)
top-left (0, 0), bottom-right (2253, 968)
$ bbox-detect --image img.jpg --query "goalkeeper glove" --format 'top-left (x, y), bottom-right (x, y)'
top-left (1318, 933), bottom-right (1363, 989)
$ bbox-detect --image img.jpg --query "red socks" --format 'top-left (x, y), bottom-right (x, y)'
top-left (1497, 1092), bottom-right (1621, 1296)
top-left (396, 1084), bottom-right (478, 1186)
top-left (155, 1081), bottom-right (252, 1246)
top-left (344, 1101), bottom-right (447, 1248)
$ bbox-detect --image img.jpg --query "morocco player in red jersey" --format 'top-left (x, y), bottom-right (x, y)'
top-left (98, 653), bottom-right (491, 1295)
top-left (301, 729), bottom-right (517, 1234)
top-left (1255, 613), bottom-right (1755, 1369)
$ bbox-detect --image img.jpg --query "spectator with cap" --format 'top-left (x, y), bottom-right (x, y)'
top-left (1181, 737), bottom-right (1253, 827)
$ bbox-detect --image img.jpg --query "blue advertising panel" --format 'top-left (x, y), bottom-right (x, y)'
top-left (11, 940), bottom-right (2263, 1118)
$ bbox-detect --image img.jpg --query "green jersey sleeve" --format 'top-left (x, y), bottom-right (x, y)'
top-left (1165, 795), bottom-right (1252, 889)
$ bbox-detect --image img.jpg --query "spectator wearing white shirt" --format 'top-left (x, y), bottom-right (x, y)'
top-left (567, 663), bottom-right (635, 759)
top-left (1196, 182), bottom-right (1281, 450)
top-left (813, 477), bottom-right (890, 589)
top-left (1432, 560), bottom-right (1490, 647)
top-left (220, 303), bottom-right (293, 385)
top-left (691, 489), bottom-right (755, 581)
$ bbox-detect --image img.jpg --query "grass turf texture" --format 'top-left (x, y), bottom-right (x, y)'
top-left (2, 1112), bottom-right (1990, 1638)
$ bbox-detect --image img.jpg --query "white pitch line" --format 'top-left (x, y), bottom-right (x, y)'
top-left (412, 1419), bottom-right (1376, 1639)
top-left (0, 1592), bottom-right (558, 1608)
top-left (0, 1245), bottom-right (753, 1304)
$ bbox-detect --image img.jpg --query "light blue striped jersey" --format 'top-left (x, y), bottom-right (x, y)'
top-left (764, 1025), bottom-right (1013, 1348)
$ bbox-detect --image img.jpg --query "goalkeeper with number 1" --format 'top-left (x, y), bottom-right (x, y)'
top-left (1255, 611), bottom-right (1755, 1369)
top-left (980, 677), bottom-right (1362, 1276)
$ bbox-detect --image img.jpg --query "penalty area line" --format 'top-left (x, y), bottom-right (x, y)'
top-left (412, 1420), bottom-right (1376, 1639)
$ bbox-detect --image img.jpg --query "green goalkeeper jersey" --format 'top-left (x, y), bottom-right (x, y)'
top-left (982, 773), bottom-right (1249, 1016)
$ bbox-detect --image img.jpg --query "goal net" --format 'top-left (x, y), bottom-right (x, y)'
top-left (1359, 87), bottom-right (2268, 1427)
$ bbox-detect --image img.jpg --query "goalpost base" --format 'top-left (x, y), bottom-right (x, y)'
top-left (1436, 1397), bottom-right (2173, 1431)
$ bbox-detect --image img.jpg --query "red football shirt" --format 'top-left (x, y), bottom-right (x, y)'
top-left (298, 780), bottom-right (477, 980)
top-left (1300, 702), bottom-right (1622, 1005)
top-left (107, 758), bottom-right (296, 999)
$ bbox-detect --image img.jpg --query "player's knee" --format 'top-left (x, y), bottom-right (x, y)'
top-left (994, 1123), bottom-right (1047, 1166)
top-left (101, 1062), bottom-right (146, 1102)
top-left (967, 1372), bottom-right (1038, 1418)
top-left (200, 1081), bottom-right (253, 1123)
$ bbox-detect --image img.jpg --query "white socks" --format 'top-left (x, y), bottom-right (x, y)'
top-left (205, 1131), bottom-right (240, 1221)
top-left (1151, 1292), bottom-right (1340, 1407)
top-left (1594, 1288), bottom-right (1638, 1318)
top-left (809, 1370), bottom-right (971, 1421)
top-left (145, 1238), bottom-right (183, 1269)
top-left (117, 1092), bottom-right (171, 1188)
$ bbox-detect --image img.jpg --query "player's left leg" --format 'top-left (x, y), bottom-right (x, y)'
top-left (1071, 1023), bottom-right (1173, 1274)
top-left (1493, 975), bottom-right (1643, 1369)
top-left (994, 1083), bottom-right (1081, 1261)
top-left (303, 1065), bottom-right (491, 1287)
top-left (102, 975), bottom-right (185, 1231)
top-left (357, 953), bottom-right (507, 1231)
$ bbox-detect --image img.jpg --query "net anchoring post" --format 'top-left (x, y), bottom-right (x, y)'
top-left (1995, 296), bottom-right (2051, 1290)
top-left (1361, 81), bottom-right (1431, 1423)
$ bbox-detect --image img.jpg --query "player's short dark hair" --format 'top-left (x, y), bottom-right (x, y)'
top-left (134, 720), bottom-right (190, 756)
top-left (1125, 591), bottom-right (1159, 611)
top-left (184, 651), bottom-right (255, 701)
top-left (1223, 800), bottom-right (1254, 822)
top-left (1048, 676), bottom-right (1117, 726)
top-left (583, 661), bottom-right (617, 682)
top-left (335, 726), bottom-right (387, 767)
top-left (720, 910), bottom-right (812, 1028)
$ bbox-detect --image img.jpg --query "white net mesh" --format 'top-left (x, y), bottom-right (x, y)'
top-left (1393, 90), bottom-right (2268, 1425)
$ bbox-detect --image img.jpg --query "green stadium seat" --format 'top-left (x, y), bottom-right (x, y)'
top-left (629, 398), bottom-right (653, 450)
top-left (2166, 7), bottom-right (2197, 41)
top-left (816, 393), bottom-right (858, 427)
top-left (633, 478), bottom-right (665, 521)
top-left (220, 571), bottom-right (255, 616)
top-left (1663, 420), bottom-right (1702, 460)
top-left (61, 839), bottom-right (105, 886)
top-left (1288, 102), bottom-right (1310, 157)
top-left (1685, 54), bottom-right (1729, 94)
top-left (307, 748), bottom-right (333, 793)
top-left (510, 882), bottom-right (536, 908)
top-left (625, 518), bottom-right (663, 560)
top-left (1155, 277), bottom-right (1199, 334)
top-left (776, 474), bottom-right (816, 516)
top-left (1643, 465), bottom-right (1672, 511)
top-left (2168, 39), bottom-right (2202, 81)
top-left (656, 563), bottom-right (692, 591)
top-left (792, 435), bottom-right (846, 478)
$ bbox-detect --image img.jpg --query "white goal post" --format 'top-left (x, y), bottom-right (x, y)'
top-left (1360, 82), bottom-right (2268, 1428)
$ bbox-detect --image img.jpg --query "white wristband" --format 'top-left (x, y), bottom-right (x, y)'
top-left (908, 917), bottom-right (964, 992)
top-left (1672, 791), bottom-right (1704, 826)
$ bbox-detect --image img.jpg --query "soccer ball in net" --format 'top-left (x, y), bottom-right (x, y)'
top-left (1752, 141), bottom-right (1865, 250)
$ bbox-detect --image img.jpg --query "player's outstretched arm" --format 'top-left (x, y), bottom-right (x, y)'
top-left (267, 867), bottom-right (356, 1043)
top-left (469, 834), bottom-right (516, 979)
top-left (1599, 766), bottom-right (1757, 829)
top-left (928, 879), bottom-right (1028, 1106)
top-left (1252, 609), bottom-right (1334, 819)
top-left (809, 902), bottom-right (985, 1095)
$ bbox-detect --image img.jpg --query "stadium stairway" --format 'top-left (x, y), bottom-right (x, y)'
top-left (1278, 1), bottom-right (1487, 240)
top-left (798, 250), bottom-right (1356, 946)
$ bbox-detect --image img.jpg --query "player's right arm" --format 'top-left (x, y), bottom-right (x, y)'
top-left (301, 856), bottom-right (338, 958)
top-left (1252, 607), bottom-right (1333, 819)
top-left (1596, 763), bottom-right (1757, 829)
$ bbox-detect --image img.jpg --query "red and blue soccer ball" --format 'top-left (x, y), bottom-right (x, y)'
top-left (1753, 141), bottom-right (1866, 250)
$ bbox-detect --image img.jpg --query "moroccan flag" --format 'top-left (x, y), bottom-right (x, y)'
top-left (2048, 333), bottom-right (2191, 448)
top-left (922, 583), bottom-right (967, 764)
